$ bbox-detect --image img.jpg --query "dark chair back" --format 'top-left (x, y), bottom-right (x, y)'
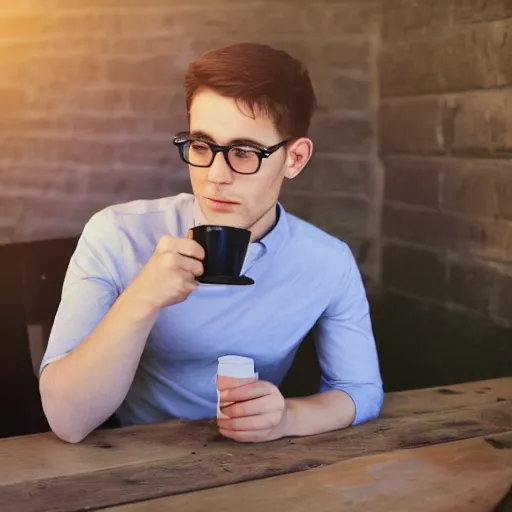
top-left (0, 237), bottom-right (78, 438)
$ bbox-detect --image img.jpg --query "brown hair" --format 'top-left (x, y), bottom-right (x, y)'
top-left (184, 42), bottom-right (317, 139)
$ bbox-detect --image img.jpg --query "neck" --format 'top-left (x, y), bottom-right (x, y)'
top-left (249, 204), bottom-right (278, 243)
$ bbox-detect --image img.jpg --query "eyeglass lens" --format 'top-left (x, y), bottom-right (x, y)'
top-left (183, 140), bottom-right (260, 174)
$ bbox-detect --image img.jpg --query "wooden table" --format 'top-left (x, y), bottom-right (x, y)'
top-left (1, 378), bottom-right (511, 512)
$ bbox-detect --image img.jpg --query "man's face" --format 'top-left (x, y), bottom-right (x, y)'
top-left (187, 88), bottom-right (290, 238)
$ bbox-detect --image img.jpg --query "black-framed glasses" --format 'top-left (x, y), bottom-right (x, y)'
top-left (172, 131), bottom-right (290, 175)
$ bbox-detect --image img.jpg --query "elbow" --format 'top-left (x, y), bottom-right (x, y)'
top-left (43, 401), bottom-right (90, 444)
top-left (50, 416), bottom-right (89, 444)
top-left (356, 383), bottom-right (384, 424)
top-left (336, 382), bottom-right (384, 426)
top-left (51, 423), bottom-right (87, 444)
top-left (39, 375), bottom-right (89, 444)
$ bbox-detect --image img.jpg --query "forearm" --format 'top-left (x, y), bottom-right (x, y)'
top-left (284, 390), bottom-right (356, 437)
top-left (39, 289), bottom-right (159, 443)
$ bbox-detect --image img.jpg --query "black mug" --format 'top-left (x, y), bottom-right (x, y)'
top-left (188, 225), bottom-right (255, 286)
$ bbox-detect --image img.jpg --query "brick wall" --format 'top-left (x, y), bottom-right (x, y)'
top-left (376, 0), bottom-right (512, 390)
top-left (0, 0), bottom-right (381, 279)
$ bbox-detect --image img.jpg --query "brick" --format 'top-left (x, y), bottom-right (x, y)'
top-left (312, 156), bottom-right (373, 196)
top-left (305, 1), bottom-right (379, 35)
top-left (45, 11), bottom-right (143, 35)
top-left (1, 137), bottom-right (174, 167)
top-left (0, 47), bottom-right (29, 85)
top-left (106, 56), bottom-right (177, 87)
top-left (282, 154), bottom-right (373, 196)
top-left (19, 197), bottom-right (74, 225)
top-left (70, 89), bottom-right (129, 114)
top-left (383, 204), bottom-right (512, 262)
top-left (0, 87), bottom-right (29, 115)
top-left (380, 98), bottom-right (445, 153)
top-left (13, 197), bottom-right (109, 235)
top-left (280, 167), bottom-right (316, 194)
top-left (496, 274), bottom-right (512, 324)
top-left (454, 0), bottom-right (512, 24)
top-left (311, 196), bottom-right (369, 232)
top-left (0, 12), bottom-right (48, 38)
top-left (383, 156), bottom-right (440, 208)
top-left (316, 75), bottom-right (371, 112)
top-left (0, 117), bottom-right (67, 135)
top-left (43, 3), bottom-right (378, 37)
top-left (441, 159), bottom-right (512, 221)
top-left (152, 117), bottom-right (188, 138)
top-left (279, 195), bottom-right (315, 223)
top-left (280, 195), bottom-right (369, 234)
top-left (129, 89), bottom-right (186, 118)
top-left (381, 21), bottom-right (512, 97)
top-left (114, 139), bottom-right (180, 167)
top-left (1, 116), bottom-right (158, 137)
top-left (68, 117), bottom-right (157, 136)
top-left (496, 181), bottom-right (512, 222)
top-left (382, 0), bottom-right (451, 41)
top-left (269, 40), bottom-right (370, 76)
top-left (382, 0), bottom-right (512, 41)
top-left (29, 88), bottom-right (129, 116)
top-left (310, 115), bottom-right (372, 153)
top-left (198, 3), bottom-right (374, 39)
top-left (451, 90), bottom-right (512, 155)
top-left (86, 170), bottom-right (189, 200)
top-left (382, 243), bottom-right (446, 299)
top-left (0, 196), bottom-right (24, 221)
top-left (26, 57), bottom-right (104, 87)
top-left (0, 165), bottom-right (81, 196)
top-left (446, 257), bottom-right (498, 313)
top-left (7, 36), bottom-right (173, 59)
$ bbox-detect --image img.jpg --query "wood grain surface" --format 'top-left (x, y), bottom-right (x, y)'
top-left (380, 377), bottom-right (512, 418)
top-left (107, 430), bottom-right (512, 512)
top-left (1, 398), bottom-right (511, 512)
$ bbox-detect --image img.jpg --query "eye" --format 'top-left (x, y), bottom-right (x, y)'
top-left (190, 141), bottom-right (210, 152)
top-left (232, 146), bottom-right (257, 159)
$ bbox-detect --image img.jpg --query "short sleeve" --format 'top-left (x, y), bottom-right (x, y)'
top-left (39, 208), bottom-right (122, 376)
top-left (315, 242), bottom-right (384, 425)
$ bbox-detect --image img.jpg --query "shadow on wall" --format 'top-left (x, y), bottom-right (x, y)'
top-left (280, 288), bottom-right (512, 398)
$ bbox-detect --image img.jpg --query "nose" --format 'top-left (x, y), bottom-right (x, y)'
top-left (207, 152), bottom-right (234, 185)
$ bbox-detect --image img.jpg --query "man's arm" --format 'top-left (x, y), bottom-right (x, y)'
top-left (40, 290), bottom-right (159, 443)
top-left (284, 389), bottom-right (355, 437)
top-left (217, 241), bottom-right (383, 442)
top-left (39, 210), bottom-right (204, 443)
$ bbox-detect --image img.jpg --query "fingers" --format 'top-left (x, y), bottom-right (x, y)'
top-left (219, 381), bottom-right (274, 404)
top-left (176, 253), bottom-right (204, 277)
top-left (217, 410), bottom-right (283, 432)
top-left (157, 235), bottom-right (204, 259)
top-left (175, 237), bottom-right (206, 261)
top-left (220, 395), bottom-right (281, 418)
top-left (218, 428), bottom-right (272, 443)
top-left (180, 270), bottom-right (200, 292)
top-left (156, 235), bottom-right (204, 277)
top-left (216, 383), bottom-right (287, 443)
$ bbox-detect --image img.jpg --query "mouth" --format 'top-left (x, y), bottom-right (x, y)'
top-left (204, 197), bottom-right (239, 206)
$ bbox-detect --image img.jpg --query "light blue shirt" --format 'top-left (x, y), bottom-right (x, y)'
top-left (40, 193), bottom-right (383, 426)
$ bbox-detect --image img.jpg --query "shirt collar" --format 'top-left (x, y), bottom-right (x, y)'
top-left (192, 198), bottom-right (290, 257)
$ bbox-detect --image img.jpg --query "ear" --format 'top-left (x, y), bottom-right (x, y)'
top-left (284, 138), bottom-right (313, 180)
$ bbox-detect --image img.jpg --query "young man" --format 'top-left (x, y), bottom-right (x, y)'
top-left (39, 43), bottom-right (383, 444)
